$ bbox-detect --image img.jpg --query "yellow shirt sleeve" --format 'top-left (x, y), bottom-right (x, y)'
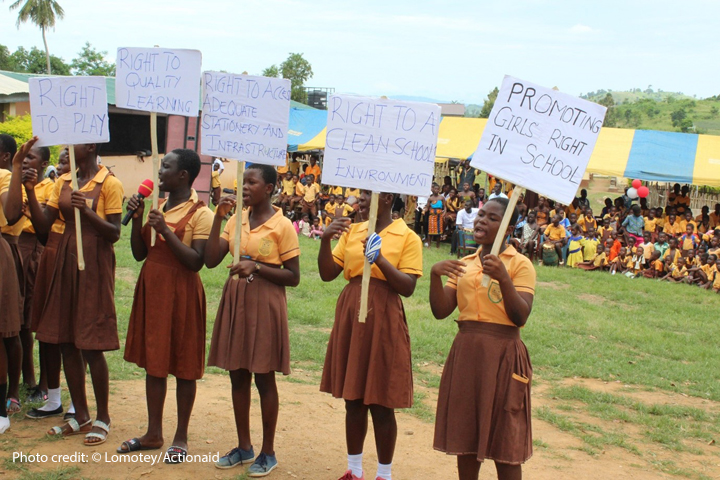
top-left (101, 176), bottom-right (124, 216)
top-left (397, 231), bottom-right (423, 277)
top-left (190, 207), bottom-right (214, 241)
top-left (511, 255), bottom-right (536, 294)
top-left (47, 176), bottom-right (66, 210)
top-left (221, 213), bottom-right (237, 243)
top-left (278, 219), bottom-right (301, 262)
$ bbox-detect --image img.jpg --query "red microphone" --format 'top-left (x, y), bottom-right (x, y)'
top-left (122, 179), bottom-right (154, 225)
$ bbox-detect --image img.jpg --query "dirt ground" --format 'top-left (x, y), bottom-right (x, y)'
top-left (2, 374), bottom-right (719, 480)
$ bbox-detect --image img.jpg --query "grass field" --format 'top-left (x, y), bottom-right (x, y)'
top-left (6, 211), bottom-right (720, 479)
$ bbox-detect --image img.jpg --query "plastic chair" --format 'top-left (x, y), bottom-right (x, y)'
top-left (457, 229), bottom-right (478, 258)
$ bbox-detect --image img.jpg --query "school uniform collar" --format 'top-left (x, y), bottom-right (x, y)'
top-left (162, 189), bottom-right (200, 214)
top-left (60, 165), bottom-right (110, 184)
top-left (474, 245), bottom-right (519, 259)
top-left (355, 218), bottom-right (407, 236)
top-left (242, 205), bottom-right (284, 230)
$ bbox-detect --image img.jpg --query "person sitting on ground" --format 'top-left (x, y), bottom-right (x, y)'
top-left (663, 214), bottom-right (683, 237)
top-left (578, 245), bottom-right (609, 271)
top-left (294, 213), bottom-right (311, 238)
top-left (543, 214), bottom-right (567, 265)
top-left (663, 237), bottom-right (681, 265)
top-left (663, 256), bottom-right (688, 283)
top-left (610, 247), bottom-right (628, 275)
top-left (638, 232), bottom-right (655, 267)
top-left (642, 251), bottom-right (664, 279)
top-left (654, 231), bottom-right (670, 259)
top-left (309, 217), bottom-right (324, 240)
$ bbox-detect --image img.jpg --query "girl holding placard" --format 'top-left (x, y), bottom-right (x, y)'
top-left (205, 164), bottom-right (300, 477)
top-left (25, 143), bottom-right (123, 446)
top-left (120, 149), bottom-right (214, 462)
top-left (318, 190), bottom-right (422, 480)
top-left (430, 197), bottom-right (535, 480)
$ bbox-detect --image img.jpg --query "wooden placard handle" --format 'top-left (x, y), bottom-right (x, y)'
top-left (150, 111), bottom-right (160, 246)
top-left (68, 146), bottom-right (85, 271)
top-left (358, 192), bottom-right (380, 323)
top-left (480, 188), bottom-right (522, 287)
top-left (232, 161), bottom-right (245, 280)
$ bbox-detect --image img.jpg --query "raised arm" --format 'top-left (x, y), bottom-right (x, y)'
top-left (318, 218), bottom-right (350, 281)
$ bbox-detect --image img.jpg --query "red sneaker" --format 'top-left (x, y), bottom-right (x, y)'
top-left (338, 470), bottom-right (364, 480)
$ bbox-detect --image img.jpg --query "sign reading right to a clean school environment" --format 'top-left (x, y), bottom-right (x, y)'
top-left (321, 94), bottom-right (441, 197)
top-left (471, 76), bottom-right (607, 204)
top-left (115, 47), bottom-right (202, 117)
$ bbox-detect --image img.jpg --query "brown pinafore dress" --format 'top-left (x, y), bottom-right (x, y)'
top-left (34, 179), bottom-right (119, 351)
top-left (123, 201), bottom-right (207, 380)
top-left (0, 235), bottom-right (22, 337)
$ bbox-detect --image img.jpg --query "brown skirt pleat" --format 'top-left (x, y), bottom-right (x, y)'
top-left (434, 321), bottom-right (533, 465)
top-left (34, 229), bottom-right (119, 351)
top-left (0, 235), bottom-right (22, 337)
top-left (30, 232), bottom-right (61, 332)
top-left (124, 254), bottom-right (206, 380)
top-left (18, 232), bottom-right (43, 326)
top-left (320, 277), bottom-right (413, 409)
top-left (208, 274), bottom-right (290, 375)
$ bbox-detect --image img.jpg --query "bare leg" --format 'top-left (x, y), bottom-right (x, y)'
top-left (457, 455), bottom-right (481, 480)
top-left (254, 372), bottom-right (278, 455)
top-left (3, 336), bottom-right (22, 402)
top-left (82, 350), bottom-right (110, 443)
top-left (369, 404), bottom-right (397, 465)
top-left (345, 399), bottom-right (369, 455)
top-left (119, 374), bottom-right (165, 451)
top-left (20, 327), bottom-right (36, 388)
top-left (172, 378), bottom-right (196, 450)
top-left (58, 343), bottom-right (90, 433)
top-left (229, 369), bottom-right (253, 450)
top-left (495, 462), bottom-right (522, 480)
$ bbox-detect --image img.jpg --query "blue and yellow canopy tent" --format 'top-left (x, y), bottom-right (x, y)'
top-left (287, 109), bottom-right (720, 187)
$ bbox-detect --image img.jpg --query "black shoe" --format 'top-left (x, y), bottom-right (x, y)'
top-left (27, 387), bottom-right (48, 404)
top-left (26, 406), bottom-right (63, 419)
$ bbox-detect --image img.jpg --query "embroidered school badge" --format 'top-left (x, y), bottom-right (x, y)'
top-left (258, 238), bottom-right (273, 257)
top-left (488, 281), bottom-right (503, 304)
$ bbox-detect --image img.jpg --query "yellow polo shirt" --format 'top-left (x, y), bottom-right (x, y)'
top-left (22, 177), bottom-right (55, 234)
top-left (447, 246), bottom-right (536, 327)
top-left (222, 206), bottom-right (299, 266)
top-left (544, 224), bottom-right (566, 241)
top-left (303, 183), bottom-right (320, 203)
top-left (48, 166), bottom-right (123, 221)
top-left (0, 169), bottom-right (27, 237)
top-left (155, 190), bottom-right (213, 247)
top-left (281, 178), bottom-right (294, 195)
top-left (332, 218), bottom-right (422, 281)
top-left (345, 188), bottom-right (360, 199)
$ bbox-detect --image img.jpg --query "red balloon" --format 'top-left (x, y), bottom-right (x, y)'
top-left (637, 186), bottom-right (649, 198)
top-left (632, 179), bottom-right (642, 189)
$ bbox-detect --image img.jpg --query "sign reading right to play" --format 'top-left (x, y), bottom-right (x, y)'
top-left (471, 75), bottom-right (607, 204)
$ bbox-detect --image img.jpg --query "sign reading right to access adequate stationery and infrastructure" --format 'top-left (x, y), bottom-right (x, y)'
top-left (321, 94), bottom-right (441, 197)
top-left (471, 75), bottom-right (607, 204)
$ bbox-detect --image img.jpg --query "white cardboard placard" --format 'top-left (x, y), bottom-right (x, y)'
top-left (200, 72), bottom-right (291, 165)
top-left (322, 94), bottom-right (441, 196)
top-left (115, 47), bottom-right (202, 116)
top-left (471, 75), bottom-right (607, 204)
top-left (29, 76), bottom-right (109, 147)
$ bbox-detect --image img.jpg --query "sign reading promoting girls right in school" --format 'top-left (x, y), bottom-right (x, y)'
top-left (471, 76), bottom-right (607, 204)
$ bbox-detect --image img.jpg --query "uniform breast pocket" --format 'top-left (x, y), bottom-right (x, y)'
top-left (504, 373), bottom-right (530, 413)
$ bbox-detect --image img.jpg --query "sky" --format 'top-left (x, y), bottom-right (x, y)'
top-left (2, 0), bottom-right (719, 104)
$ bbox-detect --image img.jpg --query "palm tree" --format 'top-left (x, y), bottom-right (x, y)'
top-left (9, 0), bottom-right (65, 74)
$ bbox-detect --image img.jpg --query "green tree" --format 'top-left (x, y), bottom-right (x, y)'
top-left (262, 64), bottom-right (280, 78)
top-left (670, 108), bottom-right (687, 127)
top-left (479, 87), bottom-right (499, 118)
top-left (710, 106), bottom-right (719, 118)
top-left (597, 93), bottom-right (617, 127)
top-left (0, 44), bottom-right (14, 70)
top-left (10, 45), bottom-right (69, 74)
top-left (678, 117), bottom-right (693, 133)
top-left (70, 42), bottom-right (115, 76)
top-left (280, 53), bottom-right (313, 103)
top-left (9, 0), bottom-right (65, 74)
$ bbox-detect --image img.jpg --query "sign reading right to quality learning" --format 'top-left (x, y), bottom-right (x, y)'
top-left (471, 76), bottom-right (607, 204)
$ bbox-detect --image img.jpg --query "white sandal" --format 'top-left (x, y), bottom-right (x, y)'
top-left (84, 420), bottom-right (111, 446)
top-left (48, 418), bottom-right (91, 437)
